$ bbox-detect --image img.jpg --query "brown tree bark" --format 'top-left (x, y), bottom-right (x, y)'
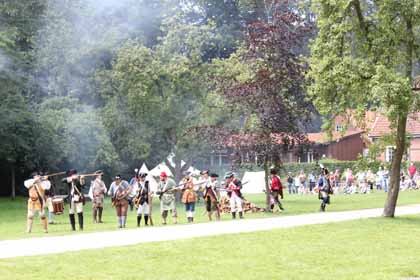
top-left (264, 159), bottom-right (271, 211)
top-left (383, 114), bottom-right (407, 217)
top-left (11, 164), bottom-right (16, 200)
top-left (383, 13), bottom-right (414, 217)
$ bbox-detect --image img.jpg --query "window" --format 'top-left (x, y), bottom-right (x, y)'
top-left (335, 124), bottom-right (343, 132)
top-left (385, 146), bottom-right (395, 162)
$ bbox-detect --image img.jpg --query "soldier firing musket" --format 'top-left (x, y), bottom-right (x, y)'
top-left (61, 169), bottom-right (87, 231)
top-left (24, 172), bottom-right (51, 233)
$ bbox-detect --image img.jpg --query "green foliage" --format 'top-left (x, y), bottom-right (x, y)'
top-left (33, 97), bottom-right (121, 173)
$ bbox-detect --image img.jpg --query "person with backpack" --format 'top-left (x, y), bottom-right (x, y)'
top-left (318, 168), bottom-right (332, 212)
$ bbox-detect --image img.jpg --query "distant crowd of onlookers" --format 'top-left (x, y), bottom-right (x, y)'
top-left (284, 162), bottom-right (420, 195)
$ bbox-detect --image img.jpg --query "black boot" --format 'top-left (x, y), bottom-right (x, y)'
top-left (239, 212), bottom-right (243, 219)
top-left (98, 207), bottom-right (103, 223)
top-left (69, 214), bottom-right (76, 231)
top-left (191, 217), bottom-right (194, 223)
top-left (278, 202), bottom-right (285, 211)
top-left (144, 215), bottom-right (149, 226)
top-left (137, 215), bottom-right (141, 227)
top-left (78, 213), bottom-right (84, 230)
top-left (232, 212), bottom-right (236, 219)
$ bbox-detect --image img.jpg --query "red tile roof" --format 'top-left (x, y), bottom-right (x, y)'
top-left (307, 131), bottom-right (364, 144)
top-left (369, 113), bottom-right (420, 137)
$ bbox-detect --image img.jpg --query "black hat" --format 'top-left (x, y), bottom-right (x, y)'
top-left (66, 169), bottom-right (77, 177)
top-left (270, 168), bottom-right (278, 175)
top-left (224, 171), bottom-right (234, 179)
top-left (115, 175), bottom-right (122, 180)
top-left (139, 172), bottom-right (147, 178)
top-left (210, 173), bottom-right (219, 178)
top-left (95, 170), bottom-right (103, 175)
top-left (31, 171), bottom-right (40, 178)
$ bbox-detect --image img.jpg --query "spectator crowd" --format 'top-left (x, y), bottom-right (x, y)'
top-left (284, 162), bottom-right (420, 195)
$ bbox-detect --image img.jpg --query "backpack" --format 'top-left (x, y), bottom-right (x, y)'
top-left (326, 178), bottom-right (333, 195)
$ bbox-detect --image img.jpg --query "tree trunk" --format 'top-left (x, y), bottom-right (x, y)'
top-left (383, 13), bottom-right (414, 217)
top-left (383, 114), bottom-right (407, 217)
top-left (11, 164), bottom-right (16, 200)
top-left (264, 159), bottom-right (271, 211)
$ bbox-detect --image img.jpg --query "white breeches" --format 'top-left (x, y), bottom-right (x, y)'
top-left (46, 197), bottom-right (54, 212)
top-left (69, 201), bottom-right (83, 214)
top-left (27, 209), bottom-right (46, 219)
top-left (229, 194), bottom-right (243, 213)
top-left (137, 203), bottom-right (150, 215)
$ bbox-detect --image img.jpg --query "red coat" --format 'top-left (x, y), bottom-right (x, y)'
top-left (270, 176), bottom-right (283, 197)
top-left (227, 179), bottom-right (242, 198)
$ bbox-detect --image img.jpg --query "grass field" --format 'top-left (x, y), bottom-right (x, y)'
top-left (1, 215), bottom-right (420, 279)
top-left (0, 190), bottom-right (420, 240)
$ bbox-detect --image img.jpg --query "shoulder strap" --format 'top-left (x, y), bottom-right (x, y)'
top-left (33, 183), bottom-right (44, 208)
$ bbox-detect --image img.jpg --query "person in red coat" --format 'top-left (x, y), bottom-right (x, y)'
top-left (270, 169), bottom-right (285, 212)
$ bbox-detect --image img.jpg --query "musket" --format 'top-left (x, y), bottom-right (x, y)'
top-left (44, 171), bottom-right (66, 177)
top-left (219, 181), bottom-right (249, 192)
top-left (158, 180), bottom-right (207, 196)
top-left (77, 173), bottom-right (102, 177)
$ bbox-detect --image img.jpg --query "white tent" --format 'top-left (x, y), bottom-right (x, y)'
top-left (139, 163), bottom-right (149, 174)
top-left (241, 171), bottom-right (266, 194)
top-left (149, 163), bottom-right (173, 177)
top-left (149, 153), bottom-right (201, 177)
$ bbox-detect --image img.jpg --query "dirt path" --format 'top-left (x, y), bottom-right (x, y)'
top-left (1, 204), bottom-right (419, 259)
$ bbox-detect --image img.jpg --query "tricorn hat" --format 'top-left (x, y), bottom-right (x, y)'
top-left (66, 169), bottom-right (77, 177)
top-left (224, 171), bottom-right (235, 179)
top-left (138, 172), bottom-right (148, 178)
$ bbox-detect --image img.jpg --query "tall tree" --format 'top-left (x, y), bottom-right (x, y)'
top-left (0, 0), bottom-right (47, 198)
top-left (211, 6), bottom-right (311, 209)
top-left (308, 0), bottom-right (420, 217)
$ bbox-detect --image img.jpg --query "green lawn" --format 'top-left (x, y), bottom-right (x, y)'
top-left (1, 215), bottom-right (420, 280)
top-left (0, 190), bottom-right (420, 240)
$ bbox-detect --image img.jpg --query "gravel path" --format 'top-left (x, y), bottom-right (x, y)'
top-left (1, 204), bottom-right (419, 259)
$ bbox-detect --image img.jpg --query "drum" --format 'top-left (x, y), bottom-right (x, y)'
top-left (52, 198), bottom-right (64, 215)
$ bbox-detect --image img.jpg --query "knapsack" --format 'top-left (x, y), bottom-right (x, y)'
top-left (326, 178), bottom-right (333, 195)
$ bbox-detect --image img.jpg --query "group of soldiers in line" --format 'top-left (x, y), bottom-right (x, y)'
top-left (24, 166), bottom-right (330, 233)
top-left (25, 167), bottom-right (287, 233)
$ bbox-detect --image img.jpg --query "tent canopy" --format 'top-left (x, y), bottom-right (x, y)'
top-left (241, 171), bottom-right (266, 194)
top-left (149, 153), bottom-right (201, 177)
